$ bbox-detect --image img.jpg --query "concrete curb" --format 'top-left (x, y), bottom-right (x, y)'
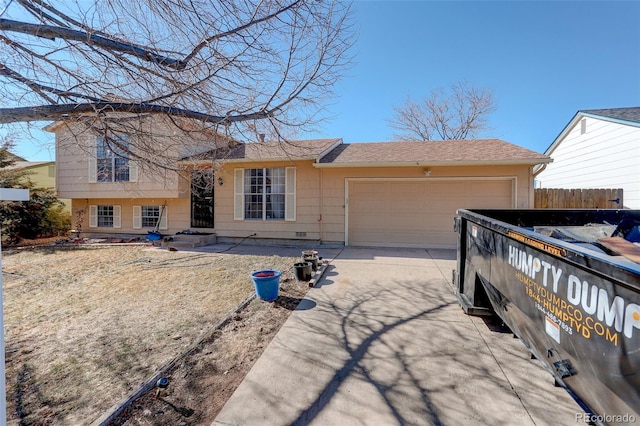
top-left (308, 260), bottom-right (331, 287)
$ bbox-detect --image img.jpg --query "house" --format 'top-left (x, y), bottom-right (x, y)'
top-left (51, 118), bottom-right (550, 248)
top-left (535, 107), bottom-right (640, 209)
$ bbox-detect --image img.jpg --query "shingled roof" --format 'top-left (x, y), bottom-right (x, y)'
top-left (581, 107), bottom-right (640, 124)
top-left (184, 137), bottom-right (549, 167)
top-left (317, 139), bottom-right (549, 166)
top-left (184, 138), bottom-right (341, 162)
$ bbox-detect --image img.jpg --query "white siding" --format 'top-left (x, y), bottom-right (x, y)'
top-left (537, 117), bottom-right (640, 209)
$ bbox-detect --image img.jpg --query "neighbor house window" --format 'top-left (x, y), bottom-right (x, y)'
top-left (89, 205), bottom-right (121, 228)
top-left (133, 205), bottom-right (168, 230)
top-left (234, 167), bottom-right (295, 221)
top-left (89, 134), bottom-right (137, 183)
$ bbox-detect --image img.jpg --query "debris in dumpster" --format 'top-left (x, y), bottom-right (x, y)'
top-left (597, 237), bottom-right (640, 263)
top-left (534, 224), bottom-right (617, 243)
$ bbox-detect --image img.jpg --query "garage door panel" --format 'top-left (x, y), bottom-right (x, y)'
top-left (351, 182), bottom-right (381, 194)
top-left (424, 230), bottom-right (456, 247)
top-left (388, 231), bottom-right (427, 245)
top-left (464, 196), bottom-right (512, 209)
top-left (430, 197), bottom-right (465, 213)
top-left (389, 200), bottom-right (426, 213)
top-left (430, 181), bottom-right (465, 194)
top-left (426, 213), bottom-right (456, 228)
top-left (353, 214), bottom-right (387, 228)
top-left (348, 179), bottom-right (514, 248)
top-left (349, 197), bottom-right (380, 212)
top-left (390, 182), bottom-right (426, 194)
top-left (469, 180), bottom-right (511, 192)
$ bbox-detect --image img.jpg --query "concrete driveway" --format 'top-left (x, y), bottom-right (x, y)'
top-left (213, 246), bottom-right (582, 426)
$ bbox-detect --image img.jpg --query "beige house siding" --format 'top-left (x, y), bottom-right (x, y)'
top-left (214, 160), bottom-right (323, 241)
top-left (53, 124), bottom-right (540, 246)
top-left (54, 118), bottom-right (217, 200)
top-left (211, 162), bottom-right (534, 246)
top-left (72, 198), bottom-right (191, 235)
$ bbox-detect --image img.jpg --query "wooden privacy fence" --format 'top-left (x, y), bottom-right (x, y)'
top-left (535, 188), bottom-right (624, 209)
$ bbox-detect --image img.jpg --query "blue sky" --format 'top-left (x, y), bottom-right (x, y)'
top-left (309, 0), bottom-right (640, 154)
top-left (9, 0), bottom-right (640, 160)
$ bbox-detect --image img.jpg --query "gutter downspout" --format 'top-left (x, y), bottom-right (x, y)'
top-left (533, 163), bottom-right (548, 178)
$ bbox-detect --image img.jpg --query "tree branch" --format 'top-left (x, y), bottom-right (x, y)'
top-left (0, 18), bottom-right (186, 69)
top-left (0, 102), bottom-right (270, 124)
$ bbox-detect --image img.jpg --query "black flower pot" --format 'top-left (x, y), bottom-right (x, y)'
top-left (294, 262), bottom-right (313, 281)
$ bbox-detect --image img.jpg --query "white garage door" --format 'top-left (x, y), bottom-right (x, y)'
top-left (347, 179), bottom-right (514, 248)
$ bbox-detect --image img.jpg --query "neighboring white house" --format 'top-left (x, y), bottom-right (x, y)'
top-left (536, 107), bottom-right (640, 209)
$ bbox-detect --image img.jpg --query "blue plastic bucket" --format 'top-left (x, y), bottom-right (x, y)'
top-left (147, 231), bottom-right (162, 241)
top-left (251, 270), bottom-right (282, 301)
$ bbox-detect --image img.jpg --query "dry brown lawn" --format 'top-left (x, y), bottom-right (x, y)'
top-left (2, 244), bottom-right (297, 425)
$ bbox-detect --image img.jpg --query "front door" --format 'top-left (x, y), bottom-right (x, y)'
top-left (191, 171), bottom-right (215, 228)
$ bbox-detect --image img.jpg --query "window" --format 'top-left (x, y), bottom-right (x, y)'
top-left (141, 206), bottom-right (160, 227)
top-left (89, 205), bottom-right (121, 228)
top-left (97, 134), bottom-right (130, 182)
top-left (133, 205), bottom-right (168, 230)
top-left (98, 205), bottom-right (114, 227)
top-left (244, 168), bottom-right (285, 220)
top-left (89, 134), bottom-right (137, 183)
top-left (234, 167), bottom-right (295, 221)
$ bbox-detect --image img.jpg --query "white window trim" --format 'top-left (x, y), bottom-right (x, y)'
top-left (234, 167), bottom-right (296, 221)
top-left (89, 204), bottom-right (121, 228)
top-left (133, 205), bottom-right (168, 230)
top-left (88, 135), bottom-right (138, 183)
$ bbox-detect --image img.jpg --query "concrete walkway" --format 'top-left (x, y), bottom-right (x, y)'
top-left (213, 247), bottom-right (582, 426)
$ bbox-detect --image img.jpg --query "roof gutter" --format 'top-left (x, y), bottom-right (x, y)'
top-left (313, 158), bottom-right (552, 168)
top-left (180, 156), bottom-right (320, 165)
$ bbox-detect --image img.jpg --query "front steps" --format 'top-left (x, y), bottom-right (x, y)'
top-left (160, 233), bottom-right (217, 249)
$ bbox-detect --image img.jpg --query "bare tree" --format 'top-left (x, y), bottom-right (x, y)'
top-left (0, 0), bottom-right (354, 170)
top-left (389, 81), bottom-right (496, 141)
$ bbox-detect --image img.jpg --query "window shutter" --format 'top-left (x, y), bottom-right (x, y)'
top-left (285, 167), bottom-right (296, 221)
top-left (159, 206), bottom-right (168, 230)
top-left (133, 205), bottom-right (142, 229)
top-left (129, 161), bottom-right (138, 182)
top-left (234, 169), bottom-right (244, 220)
top-left (88, 139), bottom-right (97, 183)
top-left (89, 205), bottom-right (97, 227)
top-left (113, 205), bottom-right (121, 228)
